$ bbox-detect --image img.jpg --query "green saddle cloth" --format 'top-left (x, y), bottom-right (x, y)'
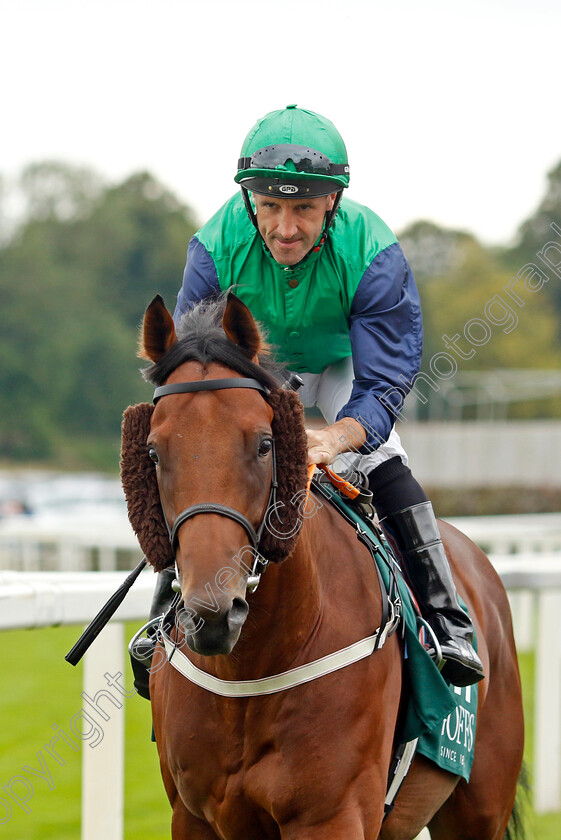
top-left (318, 482), bottom-right (477, 782)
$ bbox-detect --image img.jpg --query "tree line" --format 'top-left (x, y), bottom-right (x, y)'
top-left (1, 160), bottom-right (560, 468)
top-left (0, 164), bottom-right (197, 466)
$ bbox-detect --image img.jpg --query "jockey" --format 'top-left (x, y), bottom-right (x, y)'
top-left (172, 104), bottom-right (483, 688)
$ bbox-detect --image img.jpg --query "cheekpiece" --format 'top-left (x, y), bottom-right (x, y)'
top-left (120, 387), bottom-right (309, 571)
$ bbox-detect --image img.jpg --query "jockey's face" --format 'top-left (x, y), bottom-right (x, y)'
top-left (253, 192), bottom-right (337, 266)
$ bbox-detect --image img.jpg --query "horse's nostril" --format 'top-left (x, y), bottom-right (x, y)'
top-left (229, 597), bottom-right (249, 628)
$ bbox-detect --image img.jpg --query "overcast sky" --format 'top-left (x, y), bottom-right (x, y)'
top-left (3, 0), bottom-right (560, 245)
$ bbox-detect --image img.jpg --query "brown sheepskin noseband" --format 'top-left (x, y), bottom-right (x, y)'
top-left (120, 387), bottom-right (309, 571)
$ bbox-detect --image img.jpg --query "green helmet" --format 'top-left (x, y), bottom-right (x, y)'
top-left (235, 104), bottom-right (350, 198)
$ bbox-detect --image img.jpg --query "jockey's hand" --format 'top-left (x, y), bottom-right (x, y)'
top-left (306, 418), bottom-right (367, 466)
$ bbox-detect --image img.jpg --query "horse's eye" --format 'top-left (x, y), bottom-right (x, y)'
top-left (148, 446), bottom-right (159, 465)
top-left (257, 438), bottom-right (273, 457)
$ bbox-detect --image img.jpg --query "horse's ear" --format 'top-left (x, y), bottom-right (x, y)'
top-left (139, 295), bottom-right (177, 362)
top-left (222, 292), bottom-right (261, 361)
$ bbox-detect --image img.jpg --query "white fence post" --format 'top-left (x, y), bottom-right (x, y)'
top-left (507, 591), bottom-right (534, 653)
top-left (534, 590), bottom-right (561, 813)
top-left (82, 622), bottom-right (125, 840)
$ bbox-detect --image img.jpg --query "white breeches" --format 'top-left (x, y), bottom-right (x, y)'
top-left (293, 356), bottom-right (408, 475)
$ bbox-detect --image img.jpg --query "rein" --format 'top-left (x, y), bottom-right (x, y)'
top-left (153, 375), bottom-right (276, 590)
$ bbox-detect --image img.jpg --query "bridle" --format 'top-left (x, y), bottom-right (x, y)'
top-left (152, 376), bottom-right (278, 590)
top-left (151, 375), bottom-right (404, 702)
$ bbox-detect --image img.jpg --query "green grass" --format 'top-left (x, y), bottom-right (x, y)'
top-left (0, 629), bottom-right (559, 839)
top-left (0, 624), bottom-right (169, 839)
top-left (517, 652), bottom-right (561, 840)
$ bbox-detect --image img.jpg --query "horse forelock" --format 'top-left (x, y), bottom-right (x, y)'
top-left (142, 297), bottom-right (281, 392)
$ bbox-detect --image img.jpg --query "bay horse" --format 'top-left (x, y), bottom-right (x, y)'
top-left (121, 293), bottom-right (525, 840)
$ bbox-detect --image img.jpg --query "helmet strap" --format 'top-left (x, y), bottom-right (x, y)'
top-left (241, 187), bottom-right (259, 230)
top-left (240, 187), bottom-right (344, 267)
top-left (324, 190), bottom-right (343, 232)
top-left (241, 187), bottom-right (343, 233)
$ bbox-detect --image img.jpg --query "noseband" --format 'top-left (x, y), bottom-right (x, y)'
top-left (153, 377), bottom-right (278, 589)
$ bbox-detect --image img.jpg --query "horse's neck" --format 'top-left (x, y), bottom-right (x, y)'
top-left (262, 518), bottom-right (325, 633)
top-left (211, 504), bottom-right (380, 681)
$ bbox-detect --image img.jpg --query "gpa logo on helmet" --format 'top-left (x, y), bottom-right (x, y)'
top-left (279, 184), bottom-right (299, 194)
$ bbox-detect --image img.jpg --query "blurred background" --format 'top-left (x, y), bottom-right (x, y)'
top-left (1, 0), bottom-right (560, 838)
top-left (1, 0), bottom-right (560, 507)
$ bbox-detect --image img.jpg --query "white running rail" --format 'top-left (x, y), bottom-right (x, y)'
top-left (2, 513), bottom-right (561, 571)
top-left (0, 571), bottom-right (154, 839)
top-left (0, 556), bottom-right (560, 837)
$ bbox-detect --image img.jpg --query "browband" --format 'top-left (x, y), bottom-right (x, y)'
top-left (153, 377), bottom-right (270, 404)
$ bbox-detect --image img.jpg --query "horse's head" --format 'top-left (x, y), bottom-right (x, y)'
top-left (121, 294), bottom-right (308, 656)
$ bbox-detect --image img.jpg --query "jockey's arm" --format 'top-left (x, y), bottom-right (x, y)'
top-left (306, 417), bottom-right (367, 467)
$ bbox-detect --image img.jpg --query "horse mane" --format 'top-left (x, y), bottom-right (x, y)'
top-left (122, 295), bottom-right (309, 570)
top-left (142, 297), bottom-right (283, 391)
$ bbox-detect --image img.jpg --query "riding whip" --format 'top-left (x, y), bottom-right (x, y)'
top-left (65, 557), bottom-right (147, 666)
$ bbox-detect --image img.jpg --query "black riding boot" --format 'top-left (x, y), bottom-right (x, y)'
top-left (368, 457), bottom-right (484, 688)
top-left (129, 567), bottom-right (176, 700)
top-left (383, 502), bottom-right (484, 686)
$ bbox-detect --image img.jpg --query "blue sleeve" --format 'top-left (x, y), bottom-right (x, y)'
top-left (174, 236), bottom-right (221, 326)
top-left (336, 242), bottom-right (423, 450)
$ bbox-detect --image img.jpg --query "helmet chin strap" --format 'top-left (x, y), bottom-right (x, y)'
top-left (324, 190), bottom-right (343, 232)
top-left (241, 187), bottom-right (259, 230)
top-left (240, 187), bottom-right (344, 262)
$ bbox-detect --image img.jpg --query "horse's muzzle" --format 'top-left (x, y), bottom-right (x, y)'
top-left (178, 594), bottom-right (249, 656)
